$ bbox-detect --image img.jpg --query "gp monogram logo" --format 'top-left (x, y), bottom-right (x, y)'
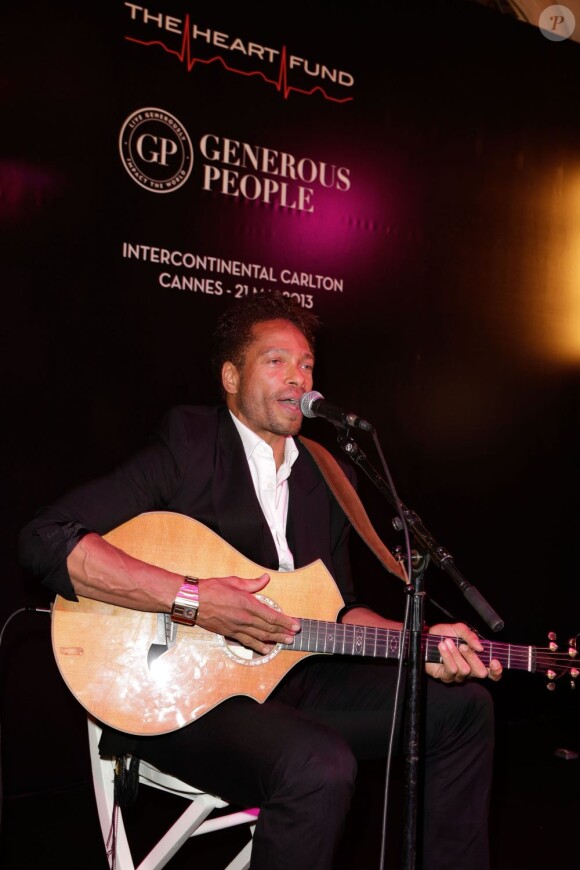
top-left (118, 107), bottom-right (194, 193)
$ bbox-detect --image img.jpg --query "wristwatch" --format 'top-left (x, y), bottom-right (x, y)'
top-left (170, 576), bottom-right (200, 626)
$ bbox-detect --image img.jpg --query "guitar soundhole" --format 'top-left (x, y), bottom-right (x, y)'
top-left (217, 594), bottom-right (283, 666)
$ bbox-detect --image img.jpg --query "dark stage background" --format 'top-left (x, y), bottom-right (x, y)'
top-left (1, 1), bottom-right (579, 867)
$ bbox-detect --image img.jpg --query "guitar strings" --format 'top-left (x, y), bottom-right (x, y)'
top-left (288, 619), bottom-right (578, 675)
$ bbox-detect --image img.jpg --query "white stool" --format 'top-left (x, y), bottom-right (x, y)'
top-left (88, 715), bottom-right (259, 869)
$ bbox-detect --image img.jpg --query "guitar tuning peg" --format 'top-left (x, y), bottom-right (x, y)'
top-left (547, 669), bottom-right (557, 681)
top-left (571, 680), bottom-right (576, 690)
top-left (548, 631), bottom-right (557, 642)
top-left (568, 638), bottom-right (577, 657)
top-left (570, 668), bottom-right (579, 679)
top-left (547, 681), bottom-right (556, 691)
top-left (549, 640), bottom-right (558, 652)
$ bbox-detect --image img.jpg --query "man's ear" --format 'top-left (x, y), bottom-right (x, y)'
top-left (222, 361), bottom-right (239, 395)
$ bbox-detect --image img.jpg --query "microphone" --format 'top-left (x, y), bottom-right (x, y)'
top-left (300, 391), bottom-right (374, 432)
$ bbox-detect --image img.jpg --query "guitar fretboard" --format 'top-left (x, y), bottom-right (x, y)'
top-left (285, 619), bottom-right (559, 674)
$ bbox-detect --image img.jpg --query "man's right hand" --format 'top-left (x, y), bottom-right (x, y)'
top-left (196, 573), bottom-right (301, 655)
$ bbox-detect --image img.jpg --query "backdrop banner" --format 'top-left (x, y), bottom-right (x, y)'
top-left (2, 0), bottom-right (579, 801)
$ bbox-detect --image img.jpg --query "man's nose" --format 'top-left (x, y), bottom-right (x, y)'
top-left (286, 363), bottom-right (306, 386)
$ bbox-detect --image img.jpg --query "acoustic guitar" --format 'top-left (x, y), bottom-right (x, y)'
top-left (52, 511), bottom-right (578, 736)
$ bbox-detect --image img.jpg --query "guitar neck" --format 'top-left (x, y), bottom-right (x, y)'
top-left (286, 619), bottom-right (538, 673)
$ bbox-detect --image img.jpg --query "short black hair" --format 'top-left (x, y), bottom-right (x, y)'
top-left (211, 292), bottom-right (320, 386)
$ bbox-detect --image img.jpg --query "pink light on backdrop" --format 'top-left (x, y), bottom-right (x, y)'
top-left (221, 157), bottom-right (415, 284)
top-left (0, 161), bottom-right (61, 222)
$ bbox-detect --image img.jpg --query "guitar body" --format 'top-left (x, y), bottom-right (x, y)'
top-left (52, 511), bottom-right (344, 736)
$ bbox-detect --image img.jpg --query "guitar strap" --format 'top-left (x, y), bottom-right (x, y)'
top-left (298, 436), bottom-right (408, 584)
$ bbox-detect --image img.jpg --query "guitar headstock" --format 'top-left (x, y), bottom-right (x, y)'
top-left (544, 632), bottom-right (578, 690)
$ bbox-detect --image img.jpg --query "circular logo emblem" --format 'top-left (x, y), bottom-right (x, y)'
top-left (118, 108), bottom-right (194, 193)
top-left (539, 5), bottom-right (575, 41)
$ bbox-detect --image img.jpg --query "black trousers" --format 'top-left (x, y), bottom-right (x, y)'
top-left (105, 657), bottom-right (495, 870)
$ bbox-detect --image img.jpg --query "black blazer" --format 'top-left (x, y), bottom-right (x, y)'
top-left (19, 405), bottom-right (356, 604)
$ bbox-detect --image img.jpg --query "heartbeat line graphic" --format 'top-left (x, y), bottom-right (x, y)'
top-left (125, 15), bottom-right (353, 104)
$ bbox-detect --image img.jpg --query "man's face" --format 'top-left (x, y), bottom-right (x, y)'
top-left (223, 318), bottom-right (314, 445)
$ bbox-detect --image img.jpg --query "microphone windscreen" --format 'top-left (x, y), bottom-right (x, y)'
top-left (299, 391), bottom-right (323, 418)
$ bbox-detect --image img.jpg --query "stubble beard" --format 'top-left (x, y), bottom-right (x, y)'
top-left (239, 392), bottom-right (303, 439)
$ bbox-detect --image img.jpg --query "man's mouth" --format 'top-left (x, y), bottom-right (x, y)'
top-left (278, 397), bottom-right (301, 412)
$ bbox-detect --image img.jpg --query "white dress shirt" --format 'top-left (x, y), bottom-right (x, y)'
top-left (230, 411), bottom-right (298, 572)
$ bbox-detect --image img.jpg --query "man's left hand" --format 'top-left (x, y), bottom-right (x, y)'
top-left (427, 622), bottom-right (503, 684)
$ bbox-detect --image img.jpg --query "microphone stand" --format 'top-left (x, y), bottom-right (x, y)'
top-left (334, 427), bottom-right (504, 870)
